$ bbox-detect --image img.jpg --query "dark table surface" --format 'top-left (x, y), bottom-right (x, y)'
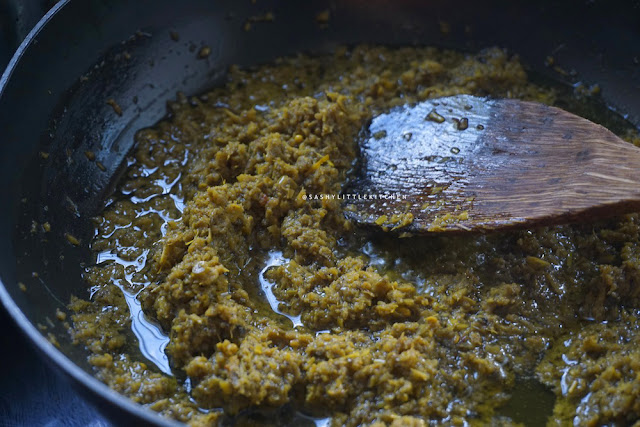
top-left (0, 1), bottom-right (112, 425)
top-left (0, 310), bottom-right (112, 426)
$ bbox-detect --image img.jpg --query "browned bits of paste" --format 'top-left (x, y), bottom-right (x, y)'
top-left (197, 46), bottom-right (211, 59)
top-left (106, 98), bottom-right (123, 116)
top-left (456, 117), bottom-right (469, 130)
top-left (426, 109), bottom-right (445, 123)
top-left (315, 9), bottom-right (330, 25)
top-left (65, 233), bottom-right (80, 246)
top-left (66, 44), bottom-right (640, 427)
top-left (244, 11), bottom-right (275, 32)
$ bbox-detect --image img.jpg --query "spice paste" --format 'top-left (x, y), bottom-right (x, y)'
top-left (69, 45), bottom-right (640, 426)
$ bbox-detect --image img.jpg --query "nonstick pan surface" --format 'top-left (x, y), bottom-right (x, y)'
top-left (0, 0), bottom-right (638, 425)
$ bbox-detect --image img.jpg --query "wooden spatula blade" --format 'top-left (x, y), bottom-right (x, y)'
top-left (343, 95), bottom-right (640, 233)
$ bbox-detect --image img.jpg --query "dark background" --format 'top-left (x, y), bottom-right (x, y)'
top-left (0, 0), bottom-right (110, 425)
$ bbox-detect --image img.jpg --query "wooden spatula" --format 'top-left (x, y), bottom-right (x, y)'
top-left (343, 95), bottom-right (640, 233)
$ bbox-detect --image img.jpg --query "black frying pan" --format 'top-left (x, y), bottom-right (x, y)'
top-left (0, 0), bottom-right (639, 425)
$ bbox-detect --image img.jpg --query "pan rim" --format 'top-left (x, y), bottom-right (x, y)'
top-left (0, 1), bottom-right (182, 425)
